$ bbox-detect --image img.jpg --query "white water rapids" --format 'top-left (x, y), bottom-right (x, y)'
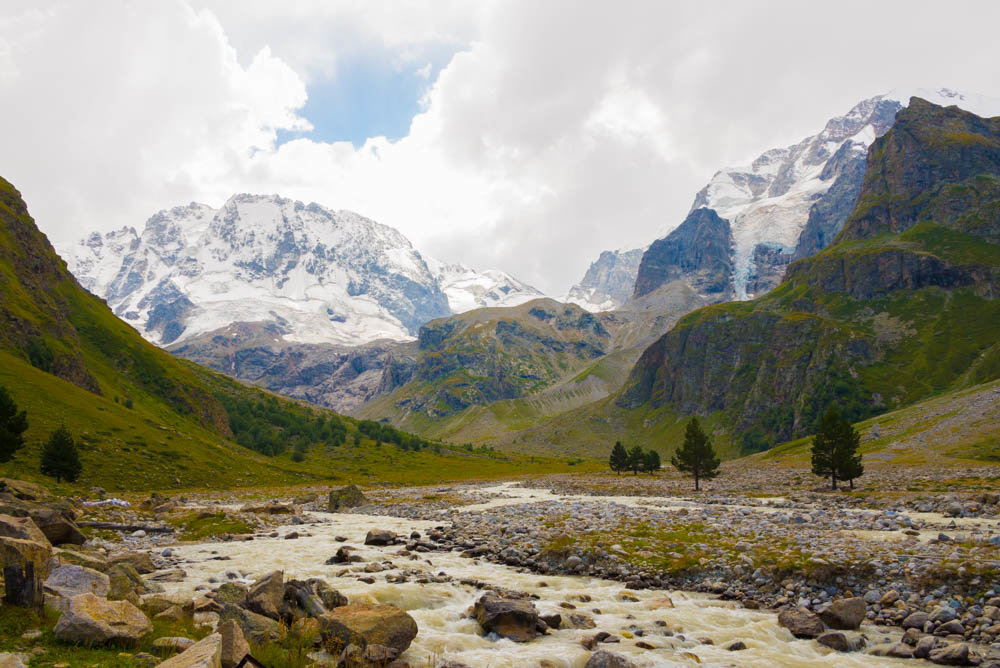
top-left (160, 485), bottom-right (912, 667)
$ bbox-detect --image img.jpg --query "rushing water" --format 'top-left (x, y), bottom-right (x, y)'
top-left (160, 487), bottom-right (911, 667)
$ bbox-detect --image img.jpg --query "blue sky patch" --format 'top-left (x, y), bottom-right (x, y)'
top-left (277, 47), bottom-right (454, 148)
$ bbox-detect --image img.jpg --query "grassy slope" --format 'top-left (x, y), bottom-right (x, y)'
top-left (756, 377), bottom-right (1000, 467)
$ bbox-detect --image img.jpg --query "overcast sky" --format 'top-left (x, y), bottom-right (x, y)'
top-left (3, 1), bottom-right (999, 295)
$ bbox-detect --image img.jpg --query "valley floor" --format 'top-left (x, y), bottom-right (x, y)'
top-left (5, 463), bottom-right (1000, 666)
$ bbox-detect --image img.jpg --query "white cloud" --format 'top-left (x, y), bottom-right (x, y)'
top-left (3, 0), bottom-right (1000, 295)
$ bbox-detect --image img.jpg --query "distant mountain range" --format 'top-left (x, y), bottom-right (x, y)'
top-left (567, 88), bottom-right (1000, 311)
top-left (62, 195), bottom-right (543, 347)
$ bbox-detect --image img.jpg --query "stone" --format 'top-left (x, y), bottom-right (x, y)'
top-left (880, 590), bottom-right (900, 606)
top-left (778, 609), bottom-right (825, 638)
top-left (44, 564), bottom-right (110, 598)
top-left (141, 594), bottom-right (194, 617)
top-left (584, 650), bottom-right (636, 668)
top-left (155, 633), bottom-right (222, 668)
top-left (0, 535), bottom-right (53, 578)
top-left (108, 563), bottom-right (152, 604)
top-left (886, 642), bottom-right (914, 659)
top-left (28, 508), bottom-right (85, 546)
top-left (0, 513), bottom-right (49, 545)
top-left (308, 578), bottom-right (347, 611)
top-left (935, 619), bottom-right (966, 636)
top-left (903, 611), bottom-right (930, 629)
top-left (817, 632), bottom-right (849, 652)
top-left (53, 593), bottom-right (152, 644)
top-left (218, 619), bottom-right (250, 668)
top-left (0, 653), bottom-right (29, 668)
top-left (319, 602), bottom-right (418, 654)
top-left (726, 641), bottom-right (747, 651)
top-left (328, 485), bottom-right (366, 511)
top-left (245, 570), bottom-right (284, 620)
top-left (111, 551), bottom-right (156, 574)
top-left (155, 605), bottom-right (189, 622)
top-left (364, 529), bottom-right (397, 546)
top-left (54, 547), bottom-right (108, 572)
top-left (213, 583), bottom-right (248, 607)
top-left (818, 597), bottom-right (865, 630)
top-left (539, 613), bottom-right (562, 629)
top-left (928, 643), bottom-right (972, 666)
top-left (218, 604), bottom-right (282, 644)
top-left (644, 596), bottom-right (674, 610)
top-left (472, 591), bottom-right (539, 642)
top-left (152, 637), bottom-right (197, 655)
top-left (569, 613), bottom-right (596, 629)
top-left (914, 635), bottom-right (938, 659)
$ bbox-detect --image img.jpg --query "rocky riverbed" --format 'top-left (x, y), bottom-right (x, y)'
top-left (5, 470), bottom-right (1000, 666)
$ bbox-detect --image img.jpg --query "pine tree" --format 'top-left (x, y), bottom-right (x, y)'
top-left (811, 407), bottom-right (841, 490)
top-left (834, 415), bottom-right (864, 489)
top-left (40, 426), bottom-right (82, 483)
top-left (626, 444), bottom-right (645, 476)
top-left (643, 449), bottom-right (661, 474)
top-left (671, 417), bottom-right (720, 491)
top-left (0, 385), bottom-right (29, 463)
top-left (609, 441), bottom-right (628, 474)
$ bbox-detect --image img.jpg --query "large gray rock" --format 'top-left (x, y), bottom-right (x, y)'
top-left (219, 604), bottom-right (282, 644)
top-left (245, 570), bottom-right (283, 620)
top-left (903, 611), bottom-right (930, 629)
top-left (818, 597), bottom-right (866, 630)
top-left (218, 619), bottom-right (250, 668)
top-left (928, 643), bottom-right (973, 666)
top-left (584, 650), bottom-right (637, 668)
top-left (110, 551), bottom-right (156, 574)
top-left (318, 602), bottom-right (418, 654)
top-left (29, 507), bottom-right (86, 546)
top-left (328, 485), bottom-right (366, 511)
top-left (155, 632), bottom-right (221, 668)
top-left (777, 609), bottom-right (825, 639)
top-left (53, 593), bottom-right (152, 644)
top-left (44, 564), bottom-right (110, 598)
top-left (472, 591), bottom-right (539, 642)
top-left (364, 529), bottom-right (396, 546)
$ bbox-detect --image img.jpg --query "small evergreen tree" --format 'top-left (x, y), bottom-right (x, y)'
top-left (835, 414), bottom-right (863, 489)
top-left (609, 441), bottom-right (628, 474)
top-left (0, 385), bottom-right (29, 463)
top-left (642, 449), bottom-right (661, 474)
top-left (811, 407), bottom-right (841, 490)
top-left (291, 440), bottom-right (308, 462)
top-left (671, 417), bottom-right (720, 491)
top-left (626, 444), bottom-right (645, 476)
top-left (40, 426), bottom-right (82, 483)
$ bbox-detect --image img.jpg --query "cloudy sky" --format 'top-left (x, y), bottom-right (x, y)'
top-left (3, 1), bottom-right (999, 294)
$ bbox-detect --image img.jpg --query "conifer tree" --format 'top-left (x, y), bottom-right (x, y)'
top-left (40, 426), bottom-right (82, 483)
top-left (609, 441), bottom-right (628, 474)
top-left (626, 444), bottom-right (645, 475)
top-left (812, 407), bottom-right (844, 490)
top-left (0, 385), bottom-right (28, 463)
top-left (835, 414), bottom-right (863, 489)
top-left (643, 449), bottom-right (661, 474)
top-left (671, 417), bottom-right (720, 491)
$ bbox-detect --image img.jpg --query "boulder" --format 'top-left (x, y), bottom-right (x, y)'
top-left (0, 478), bottom-right (49, 501)
top-left (817, 632), bottom-right (850, 652)
top-left (218, 619), bottom-right (250, 668)
top-left (818, 597), bottom-right (865, 630)
top-left (328, 485), bottom-right (366, 511)
top-left (584, 650), bottom-right (636, 668)
top-left (568, 613), bottom-right (596, 629)
top-left (246, 570), bottom-right (284, 620)
top-left (54, 547), bottom-right (108, 572)
top-left (308, 578), bottom-right (347, 611)
top-left (219, 604), bottom-right (282, 644)
top-left (928, 643), bottom-right (973, 666)
top-left (44, 564), bottom-right (110, 598)
top-left (472, 591), bottom-right (539, 642)
top-left (155, 633), bottom-right (221, 668)
top-left (778, 609), bottom-right (825, 639)
top-left (53, 593), bottom-right (152, 644)
top-left (152, 637), bottom-right (197, 655)
top-left (29, 508), bottom-right (85, 546)
top-left (0, 513), bottom-right (50, 545)
top-left (111, 551), bottom-right (156, 574)
top-left (0, 535), bottom-right (53, 578)
top-left (318, 602), bottom-right (418, 654)
top-left (903, 611), bottom-right (930, 629)
top-left (0, 653), bottom-right (29, 668)
top-left (109, 563), bottom-right (154, 604)
top-left (213, 582), bottom-right (248, 607)
top-left (364, 530), bottom-right (396, 546)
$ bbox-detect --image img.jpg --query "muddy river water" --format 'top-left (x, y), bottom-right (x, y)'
top-left (158, 484), bottom-right (920, 667)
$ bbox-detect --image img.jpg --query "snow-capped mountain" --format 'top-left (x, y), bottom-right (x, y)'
top-left (564, 248), bottom-right (644, 312)
top-left (63, 194), bottom-right (543, 347)
top-left (573, 88), bottom-right (1000, 304)
top-left (426, 258), bottom-right (544, 313)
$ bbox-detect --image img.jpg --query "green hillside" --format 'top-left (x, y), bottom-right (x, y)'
top-left (0, 177), bottom-right (587, 490)
top-left (618, 98), bottom-right (1000, 455)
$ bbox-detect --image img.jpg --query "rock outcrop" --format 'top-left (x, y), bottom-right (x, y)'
top-left (53, 593), bottom-right (152, 644)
